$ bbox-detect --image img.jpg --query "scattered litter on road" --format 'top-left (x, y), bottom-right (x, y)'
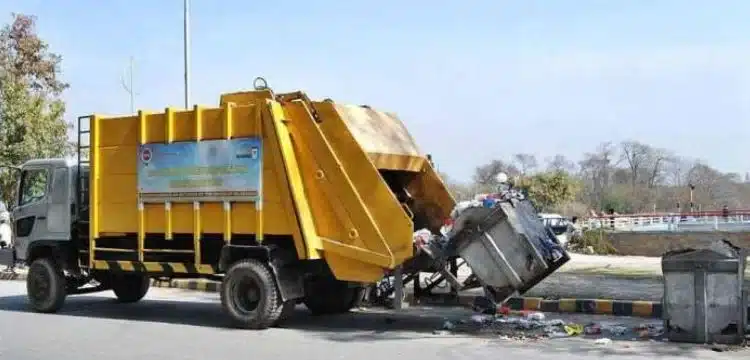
top-left (442, 320), bottom-right (456, 331)
top-left (525, 311), bottom-right (545, 321)
top-left (584, 323), bottom-right (601, 335)
top-left (634, 323), bottom-right (664, 338)
top-left (546, 330), bottom-right (569, 338)
top-left (604, 324), bottom-right (629, 336)
top-left (470, 314), bottom-right (493, 325)
top-left (595, 338), bottom-right (612, 346)
top-left (446, 309), bottom-right (669, 344)
top-left (564, 324), bottom-right (584, 336)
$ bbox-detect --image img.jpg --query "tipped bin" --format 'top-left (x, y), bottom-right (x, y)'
top-left (445, 198), bottom-right (570, 302)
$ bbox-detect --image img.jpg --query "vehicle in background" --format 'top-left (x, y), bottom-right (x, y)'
top-left (538, 213), bottom-right (572, 248)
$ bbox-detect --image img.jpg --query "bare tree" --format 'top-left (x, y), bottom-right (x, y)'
top-left (644, 148), bottom-right (670, 189)
top-left (546, 154), bottom-right (577, 173)
top-left (620, 140), bottom-right (651, 189)
top-left (664, 156), bottom-right (693, 187)
top-left (513, 153), bottom-right (538, 175)
top-left (473, 160), bottom-right (519, 186)
top-left (578, 142), bottom-right (618, 208)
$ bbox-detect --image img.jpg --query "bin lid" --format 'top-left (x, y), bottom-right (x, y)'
top-left (662, 248), bottom-right (742, 273)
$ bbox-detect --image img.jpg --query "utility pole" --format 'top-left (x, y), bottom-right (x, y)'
top-left (184, 0), bottom-right (191, 109)
top-left (688, 183), bottom-right (695, 212)
top-left (121, 56), bottom-right (137, 113)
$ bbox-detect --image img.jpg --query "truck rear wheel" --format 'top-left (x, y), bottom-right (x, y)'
top-left (220, 259), bottom-right (284, 329)
top-left (27, 257), bottom-right (67, 313)
top-left (303, 279), bottom-right (362, 315)
top-left (111, 274), bottom-right (150, 303)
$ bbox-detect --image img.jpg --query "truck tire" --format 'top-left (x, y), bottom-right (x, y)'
top-left (303, 279), bottom-right (361, 315)
top-left (111, 274), bottom-right (150, 303)
top-left (26, 257), bottom-right (66, 313)
top-left (220, 259), bottom-right (284, 329)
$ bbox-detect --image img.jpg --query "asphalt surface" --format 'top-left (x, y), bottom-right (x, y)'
top-left (0, 281), bottom-right (745, 359)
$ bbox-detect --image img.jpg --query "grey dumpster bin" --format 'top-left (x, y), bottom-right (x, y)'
top-left (661, 242), bottom-right (747, 344)
top-left (447, 198), bottom-right (570, 303)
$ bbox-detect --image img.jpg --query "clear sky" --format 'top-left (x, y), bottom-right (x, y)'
top-left (2, 0), bottom-right (749, 182)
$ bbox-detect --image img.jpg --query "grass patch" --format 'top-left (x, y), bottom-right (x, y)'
top-left (563, 266), bottom-right (663, 280)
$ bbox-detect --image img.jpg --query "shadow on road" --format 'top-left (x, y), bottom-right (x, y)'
top-left (0, 293), bottom-right (471, 342)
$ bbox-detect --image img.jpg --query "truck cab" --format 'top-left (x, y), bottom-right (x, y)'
top-left (0, 158), bottom-right (88, 270)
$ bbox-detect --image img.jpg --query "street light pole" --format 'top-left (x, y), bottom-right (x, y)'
top-left (121, 56), bottom-right (136, 113)
top-left (183, 0), bottom-right (191, 109)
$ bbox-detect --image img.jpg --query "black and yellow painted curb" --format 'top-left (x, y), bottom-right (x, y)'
top-left (0, 271), bottom-right (220, 292)
top-left (0, 271), bottom-right (25, 281)
top-left (405, 293), bottom-right (662, 318)
top-left (502, 297), bottom-right (662, 318)
top-left (150, 279), bottom-right (220, 292)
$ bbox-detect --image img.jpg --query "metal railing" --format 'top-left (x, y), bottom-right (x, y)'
top-left (584, 210), bottom-right (750, 233)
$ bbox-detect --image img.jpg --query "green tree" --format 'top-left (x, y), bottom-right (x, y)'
top-left (0, 13), bottom-right (69, 205)
top-left (519, 170), bottom-right (581, 212)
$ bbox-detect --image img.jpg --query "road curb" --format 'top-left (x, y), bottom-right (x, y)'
top-left (0, 273), bottom-right (664, 318)
top-left (405, 293), bottom-right (662, 318)
top-left (0, 271), bottom-right (26, 281)
top-left (501, 297), bottom-right (662, 318)
top-left (150, 278), bottom-right (220, 292)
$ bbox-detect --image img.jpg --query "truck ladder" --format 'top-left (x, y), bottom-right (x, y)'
top-left (76, 116), bottom-right (92, 267)
top-left (76, 116), bottom-right (91, 221)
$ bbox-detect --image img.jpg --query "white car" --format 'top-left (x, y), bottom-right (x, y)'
top-left (538, 213), bottom-right (571, 248)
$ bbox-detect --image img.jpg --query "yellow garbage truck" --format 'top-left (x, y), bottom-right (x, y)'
top-left (0, 80), bottom-right (569, 329)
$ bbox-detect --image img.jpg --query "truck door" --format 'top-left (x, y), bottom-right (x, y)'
top-left (13, 165), bottom-right (52, 261)
top-left (46, 167), bottom-right (72, 240)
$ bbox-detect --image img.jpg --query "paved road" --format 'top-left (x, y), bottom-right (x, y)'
top-left (0, 281), bottom-right (743, 359)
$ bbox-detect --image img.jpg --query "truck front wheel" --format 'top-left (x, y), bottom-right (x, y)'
top-left (220, 259), bottom-right (284, 329)
top-left (26, 257), bottom-right (67, 313)
top-left (111, 274), bottom-right (150, 303)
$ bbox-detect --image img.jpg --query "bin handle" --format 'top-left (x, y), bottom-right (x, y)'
top-left (401, 203), bottom-right (414, 219)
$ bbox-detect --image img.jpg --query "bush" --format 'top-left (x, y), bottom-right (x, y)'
top-left (568, 229), bottom-right (618, 255)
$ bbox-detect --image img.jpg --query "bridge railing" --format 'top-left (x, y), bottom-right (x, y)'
top-left (583, 210), bottom-right (750, 232)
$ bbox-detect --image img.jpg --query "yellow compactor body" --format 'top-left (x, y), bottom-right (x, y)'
top-left (62, 86), bottom-right (453, 328)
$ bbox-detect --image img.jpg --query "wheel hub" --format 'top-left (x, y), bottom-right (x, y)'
top-left (232, 278), bottom-right (261, 315)
top-left (29, 268), bottom-right (51, 302)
